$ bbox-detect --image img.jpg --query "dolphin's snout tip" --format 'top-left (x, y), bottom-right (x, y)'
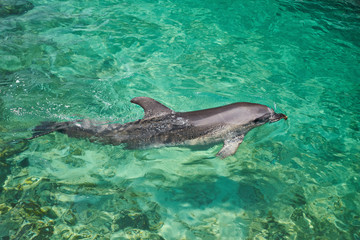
top-left (279, 113), bottom-right (287, 121)
top-left (270, 113), bottom-right (287, 123)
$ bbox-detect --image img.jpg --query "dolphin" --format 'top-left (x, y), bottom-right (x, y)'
top-left (30, 97), bottom-right (287, 158)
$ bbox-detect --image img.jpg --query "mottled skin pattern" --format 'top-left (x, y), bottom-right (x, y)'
top-left (31, 97), bottom-right (287, 158)
top-left (51, 115), bottom-right (214, 148)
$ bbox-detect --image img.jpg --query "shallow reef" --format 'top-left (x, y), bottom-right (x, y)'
top-left (0, 144), bottom-right (359, 239)
top-left (0, 0), bottom-right (34, 18)
top-left (0, 171), bottom-right (165, 239)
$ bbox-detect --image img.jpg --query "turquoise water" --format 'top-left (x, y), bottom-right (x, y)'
top-left (1, 0), bottom-right (360, 239)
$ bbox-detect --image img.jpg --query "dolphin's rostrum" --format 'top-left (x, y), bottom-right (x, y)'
top-left (31, 97), bottom-right (287, 158)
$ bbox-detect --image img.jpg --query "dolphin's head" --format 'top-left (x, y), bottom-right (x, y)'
top-left (183, 102), bottom-right (287, 128)
top-left (249, 105), bottom-right (287, 126)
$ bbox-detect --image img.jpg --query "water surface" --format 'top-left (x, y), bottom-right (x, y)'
top-left (0, 0), bottom-right (359, 239)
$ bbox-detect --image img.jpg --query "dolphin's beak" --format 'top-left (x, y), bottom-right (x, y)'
top-left (270, 113), bottom-right (288, 123)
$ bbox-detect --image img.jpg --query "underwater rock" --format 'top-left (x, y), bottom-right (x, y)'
top-left (120, 229), bottom-right (165, 240)
top-left (299, 207), bottom-right (352, 240)
top-left (21, 200), bottom-right (46, 218)
top-left (112, 208), bottom-right (165, 239)
top-left (0, 139), bottom-right (29, 162)
top-left (63, 209), bottom-right (77, 226)
top-left (0, 98), bottom-right (5, 121)
top-left (0, 0), bottom-right (34, 17)
top-left (247, 211), bottom-right (290, 240)
top-left (42, 206), bottom-right (58, 219)
top-left (0, 139), bottom-right (28, 193)
top-left (238, 182), bottom-right (265, 206)
top-left (32, 225), bottom-right (54, 240)
top-left (19, 157), bottom-right (29, 168)
top-left (0, 166), bottom-right (167, 239)
top-left (146, 205), bottom-right (164, 231)
top-left (278, 185), bottom-right (307, 208)
top-left (290, 208), bottom-right (314, 238)
top-left (0, 181), bottom-right (56, 239)
top-left (12, 222), bottom-right (36, 240)
top-left (10, 221), bottom-right (54, 240)
top-left (0, 203), bottom-right (10, 214)
top-left (0, 135), bottom-right (29, 192)
top-left (0, 161), bottom-right (10, 194)
top-left (114, 210), bottom-right (150, 231)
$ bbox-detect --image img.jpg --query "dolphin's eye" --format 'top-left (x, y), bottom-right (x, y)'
top-left (253, 113), bottom-right (271, 124)
top-left (253, 117), bottom-right (263, 124)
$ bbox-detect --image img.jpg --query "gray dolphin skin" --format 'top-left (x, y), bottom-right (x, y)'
top-left (31, 97), bottom-right (287, 158)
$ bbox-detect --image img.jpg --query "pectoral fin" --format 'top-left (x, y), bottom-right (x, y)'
top-left (216, 135), bottom-right (244, 159)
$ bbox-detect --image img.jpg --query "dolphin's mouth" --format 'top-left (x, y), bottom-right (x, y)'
top-left (269, 113), bottom-right (288, 123)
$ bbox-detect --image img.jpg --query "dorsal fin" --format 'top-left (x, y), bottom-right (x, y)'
top-left (130, 97), bottom-right (174, 119)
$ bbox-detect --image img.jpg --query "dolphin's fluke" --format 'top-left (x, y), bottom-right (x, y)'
top-left (29, 121), bottom-right (65, 140)
top-left (130, 97), bottom-right (174, 119)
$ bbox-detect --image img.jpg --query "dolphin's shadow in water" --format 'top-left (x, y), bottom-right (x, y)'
top-left (141, 171), bottom-right (284, 211)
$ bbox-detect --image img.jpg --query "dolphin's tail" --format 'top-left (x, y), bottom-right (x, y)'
top-left (28, 121), bottom-right (67, 140)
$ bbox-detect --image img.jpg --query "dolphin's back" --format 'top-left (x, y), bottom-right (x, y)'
top-left (120, 115), bottom-right (212, 148)
top-left (178, 102), bottom-right (271, 127)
